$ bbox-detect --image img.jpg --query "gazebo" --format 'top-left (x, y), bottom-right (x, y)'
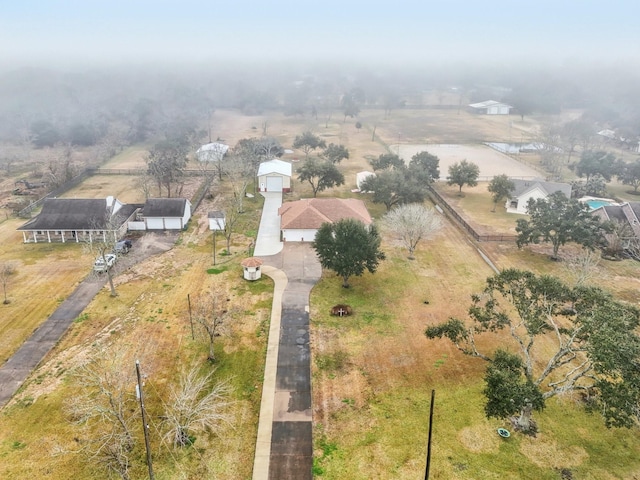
top-left (241, 257), bottom-right (263, 281)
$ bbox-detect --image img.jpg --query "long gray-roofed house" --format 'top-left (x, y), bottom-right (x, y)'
top-left (17, 196), bottom-right (140, 243)
top-left (507, 179), bottom-right (572, 214)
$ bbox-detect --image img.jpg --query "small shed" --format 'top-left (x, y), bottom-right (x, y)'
top-left (196, 142), bottom-right (229, 162)
top-left (356, 171), bottom-right (375, 191)
top-left (208, 211), bottom-right (226, 231)
top-left (257, 159), bottom-right (292, 192)
top-left (241, 257), bottom-right (263, 281)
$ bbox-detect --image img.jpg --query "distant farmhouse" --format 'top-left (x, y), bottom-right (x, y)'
top-left (18, 196), bottom-right (191, 243)
top-left (196, 142), bottom-right (229, 162)
top-left (507, 179), bottom-right (572, 214)
top-left (278, 198), bottom-right (372, 242)
top-left (468, 100), bottom-right (512, 115)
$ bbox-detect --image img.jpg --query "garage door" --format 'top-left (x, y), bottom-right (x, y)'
top-left (282, 229), bottom-right (318, 242)
top-left (266, 176), bottom-right (283, 192)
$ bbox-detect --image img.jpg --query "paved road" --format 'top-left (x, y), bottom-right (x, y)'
top-left (253, 243), bottom-right (322, 480)
top-left (0, 232), bottom-right (178, 409)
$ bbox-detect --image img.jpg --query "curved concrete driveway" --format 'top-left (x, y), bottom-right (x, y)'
top-left (253, 245), bottom-right (322, 480)
top-left (252, 188), bottom-right (322, 480)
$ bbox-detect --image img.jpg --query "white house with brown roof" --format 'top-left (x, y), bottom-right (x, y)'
top-left (257, 159), bottom-right (292, 192)
top-left (278, 197), bottom-right (372, 242)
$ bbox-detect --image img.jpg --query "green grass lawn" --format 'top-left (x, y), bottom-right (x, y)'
top-left (310, 206), bottom-right (640, 479)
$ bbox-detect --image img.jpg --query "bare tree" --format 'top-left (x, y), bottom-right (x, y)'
top-left (384, 204), bottom-right (443, 259)
top-left (136, 172), bottom-right (154, 201)
top-left (85, 207), bottom-right (127, 297)
top-left (66, 346), bottom-right (139, 480)
top-left (146, 138), bottom-right (189, 198)
top-left (0, 261), bottom-right (17, 304)
top-left (193, 290), bottom-right (235, 362)
top-left (162, 364), bottom-right (232, 448)
top-left (564, 249), bottom-right (601, 286)
top-left (534, 123), bottom-right (563, 175)
top-left (224, 152), bottom-right (255, 215)
top-left (197, 142), bottom-right (228, 181)
top-left (218, 192), bottom-right (245, 255)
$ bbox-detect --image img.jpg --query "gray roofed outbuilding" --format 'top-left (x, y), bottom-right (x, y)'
top-left (142, 198), bottom-right (188, 217)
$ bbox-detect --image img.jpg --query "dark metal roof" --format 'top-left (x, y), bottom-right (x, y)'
top-left (142, 198), bottom-right (188, 217)
top-left (17, 198), bottom-right (138, 231)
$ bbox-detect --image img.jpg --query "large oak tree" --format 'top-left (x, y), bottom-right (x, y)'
top-left (515, 191), bottom-right (610, 260)
top-left (313, 219), bottom-right (385, 288)
top-left (297, 158), bottom-right (345, 197)
top-left (426, 269), bottom-right (640, 432)
top-left (446, 159), bottom-right (480, 194)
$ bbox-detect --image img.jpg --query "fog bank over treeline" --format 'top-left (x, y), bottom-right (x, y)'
top-left (1, 60), bottom-right (639, 149)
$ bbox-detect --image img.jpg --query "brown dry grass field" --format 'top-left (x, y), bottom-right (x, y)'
top-left (0, 108), bottom-right (639, 479)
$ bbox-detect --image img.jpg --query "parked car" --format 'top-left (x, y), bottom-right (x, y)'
top-left (114, 239), bottom-right (132, 254)
top-left (94, 253), bottom-right (117, 273)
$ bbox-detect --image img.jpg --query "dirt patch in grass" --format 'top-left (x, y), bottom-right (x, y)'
top-left (520, 435), bottom-right (588, 469)
top-left (458, 424), bottom-right (501, 453)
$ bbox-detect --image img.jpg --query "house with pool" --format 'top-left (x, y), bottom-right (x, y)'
top-left (591, 201), bottom-right (640, 249)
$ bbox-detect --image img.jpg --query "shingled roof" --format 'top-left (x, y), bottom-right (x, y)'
top-left (142, 198), bottom-right (188, 217)
top-left (510, 178), bottom-right (572, 199)
top-left (17, 198), bottom-right (138, 231)
top-left (279, 198), bottom-right (372, 229)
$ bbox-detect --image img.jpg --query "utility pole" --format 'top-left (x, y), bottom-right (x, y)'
top-left (424, 389), bottom-right (435, 480)
top-left (136, 360), bottom-right (155, 480)
top-left (213, 229), bottom-right (217, 266)
top-left (187, 294), bottom-right (194, 340)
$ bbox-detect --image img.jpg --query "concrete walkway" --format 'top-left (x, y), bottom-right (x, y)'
top-left (0, 232), bottom-right (177, 409)
top-left (253, 192), bottom-right (283, 256)
top-left (0, 277), bottom-right (107, 407)
top-left (253, 244), bottom-right (322, 479)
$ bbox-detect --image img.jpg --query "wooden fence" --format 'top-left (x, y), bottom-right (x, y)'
top-left (427, 186), bottom-right (517, 243)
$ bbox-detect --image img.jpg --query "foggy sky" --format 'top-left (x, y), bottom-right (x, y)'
top-left (2, 0), bottom-right (639, 69)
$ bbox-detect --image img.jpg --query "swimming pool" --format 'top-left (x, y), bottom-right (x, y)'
top-left (585, 199), bottom-right (612, 209)
top-left (579, 196), bottom-right (615, 210)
